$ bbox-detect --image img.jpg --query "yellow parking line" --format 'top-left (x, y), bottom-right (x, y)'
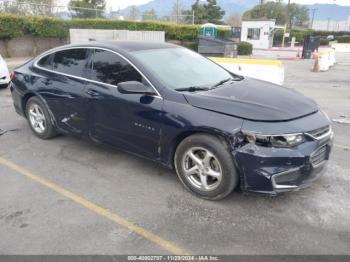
top-left (335, 144), bottom-right (350, 150)
top-left (0, 157), bottom-right (189, 255)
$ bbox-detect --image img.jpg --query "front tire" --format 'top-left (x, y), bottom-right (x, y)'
top-left (175, 134), bottom-right (238, 200)
top-left (25, 96), bottom-right (57, 139)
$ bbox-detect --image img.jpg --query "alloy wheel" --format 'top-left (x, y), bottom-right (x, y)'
top-left (28, 103), bottom-right (46, 134)
top-left (182, 147), bottom-right (223, 191)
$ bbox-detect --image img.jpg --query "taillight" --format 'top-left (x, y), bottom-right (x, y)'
top-left (9, 72), bottom-right (14, 81)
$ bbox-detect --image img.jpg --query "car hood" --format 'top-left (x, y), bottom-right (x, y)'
top-left (183, 78), bottom-right (319, 122)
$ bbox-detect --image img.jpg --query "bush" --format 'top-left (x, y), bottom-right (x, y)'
top-left (320, 38), bottom-right (329, 46)
top-left (217, 29), bottom-right (231, 40)
top-left (237, 41), bottom-right (252, 55)
top-left (0, 14), bottom-right (233, 43)
top-left (313, 30), bottom-right (349, 38)
top-left (0, 14), bottom-right (67, 40)
top-left (273, 29), bottom-right (314, 46)
top-left (0, 14), bottom-right (26, 40)
top-left (273, 28), bottom-right (350, 47)
top-left (272, 29), bottom-right (350, 46)
top-left (337, 36), bottom-right (350, 43)
top-left (26, 16), bottom-right (68, 38)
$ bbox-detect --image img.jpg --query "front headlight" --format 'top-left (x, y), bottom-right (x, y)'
top-left (244, 133), bottom-right (305, 148)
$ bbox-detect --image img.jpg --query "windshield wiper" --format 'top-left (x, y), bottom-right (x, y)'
top-left (175, 86), bottom-right (210, 92)
top-left (211, 78), bottom-right (233, 89)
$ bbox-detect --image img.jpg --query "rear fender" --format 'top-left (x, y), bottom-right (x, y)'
top-left (23, 91), bottom-right (59, 129)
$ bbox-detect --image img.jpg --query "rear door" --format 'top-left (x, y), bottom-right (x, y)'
top-left (86, 49), bottom-right (163, 159)
top-left (37, 48), bottom-right (92, 136)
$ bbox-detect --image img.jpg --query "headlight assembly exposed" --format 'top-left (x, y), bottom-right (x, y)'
top-left (244, 133), bottom-right (305, 148)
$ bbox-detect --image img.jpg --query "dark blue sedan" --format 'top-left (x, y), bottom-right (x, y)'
top-left (10, 41), bottom-right (333, 200)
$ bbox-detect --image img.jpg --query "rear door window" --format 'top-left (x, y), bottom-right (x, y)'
top-left (90, 49), bottom-right (142, 86)
top-left (37, 54), bottom-right (54, 70)
top-left (53, 48), bottom-right (91, 77)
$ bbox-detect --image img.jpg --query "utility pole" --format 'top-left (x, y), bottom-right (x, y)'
top-left (327, 17), bottom-right (331, 31)
top-left (309, 8), bottom-right (317, 29)
top-left (192, 10), bottom-right (195, 25)
top-left (282, 24), bottom-right (287, 48)
top-left (287, 0), bottom-right (291, 29)
top-left (176, 0), bottom-right (180, 24)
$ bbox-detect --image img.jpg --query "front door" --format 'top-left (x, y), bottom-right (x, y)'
top-left (86, 49), bottom-right (163, 159)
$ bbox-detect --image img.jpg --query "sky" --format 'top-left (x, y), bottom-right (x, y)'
top-left (282, 0), bottom-right (350, 4)
top-left (59, 0), bottom-right (350, 11)
top-left (106, 0), bottom-right (151, 10)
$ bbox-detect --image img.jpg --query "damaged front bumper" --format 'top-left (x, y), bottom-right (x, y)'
top-left (235, 142), bottom-right (332, 195)
top-left (233, 127), bottom-right (333, 195)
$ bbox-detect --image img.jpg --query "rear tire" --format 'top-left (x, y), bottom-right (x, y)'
top-left (174, 134), bottom-right (238, 200)
top-left (25, 96), bottom-right (57, 139)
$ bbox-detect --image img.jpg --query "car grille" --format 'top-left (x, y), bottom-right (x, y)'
top-left (311, 145), bottom-right (328, 167)
top-left (307, 125), bottom-right (331, 139)
top-left (274, 168), bottom-right (302, 185)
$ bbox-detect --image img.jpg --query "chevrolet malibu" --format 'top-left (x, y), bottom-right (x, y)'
top-left (10, 42), bottom-right (333, 200)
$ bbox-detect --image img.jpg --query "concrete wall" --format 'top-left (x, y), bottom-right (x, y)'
top-left (0, 36), bottom-right (67, 58)
top-left (69, 29), bottom-right (165, 44)
top-left (209, 57), bottom-right (285, 85)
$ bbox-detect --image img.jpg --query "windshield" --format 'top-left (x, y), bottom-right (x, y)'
top-left (131, 47), bottom-right (237, 90)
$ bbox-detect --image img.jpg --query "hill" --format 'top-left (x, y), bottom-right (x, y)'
top-left (120, 1), bottom-right (350, 21)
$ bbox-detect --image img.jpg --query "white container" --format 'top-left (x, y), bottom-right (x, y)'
top-left (210, 57), bottom-right (285, 85)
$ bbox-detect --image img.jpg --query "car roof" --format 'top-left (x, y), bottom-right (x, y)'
top-left (61, 41), bottom-right (179, 53)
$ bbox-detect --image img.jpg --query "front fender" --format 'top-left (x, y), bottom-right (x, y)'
top-left (160, 100), bottom-right (243, 167)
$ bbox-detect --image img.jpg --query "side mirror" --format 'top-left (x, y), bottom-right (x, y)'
top-left (117, 81), bottom-right (155, 95)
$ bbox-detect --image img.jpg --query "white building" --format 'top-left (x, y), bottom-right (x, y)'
top-left (312, 17), bottom-right (350, 32)
top-left (241, 20), bottom-right (278, 49)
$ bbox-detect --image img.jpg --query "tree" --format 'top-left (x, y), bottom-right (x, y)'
top-left (243, 2), bottom-right (309, 28)
top-left (225, 12), bottom-right (241, 27)
top-left (127, 5), bottom-right (140, 21)
top-left (170, 0), bottom-right (183, 23)
top-left (69, 0), bottom-right (106, 18)
top-left (183, 0), bottom-right (225, 24)
top-left (142, 9), bottom-right (157, 21)
top-left (287, 3), bottom-right (309, 29)
top-left (243, 2), bottom-right (287, 25)
top-left (206, 0), bottom-right (225, 24)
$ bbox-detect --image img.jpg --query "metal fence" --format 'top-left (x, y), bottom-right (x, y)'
top-left (312, 19), bottom-right (350, 32)
top-left (0, 0), bottom-right (195, 24)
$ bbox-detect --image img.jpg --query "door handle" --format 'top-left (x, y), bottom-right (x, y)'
top-left (86, 89), bottom-right (103, 99)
